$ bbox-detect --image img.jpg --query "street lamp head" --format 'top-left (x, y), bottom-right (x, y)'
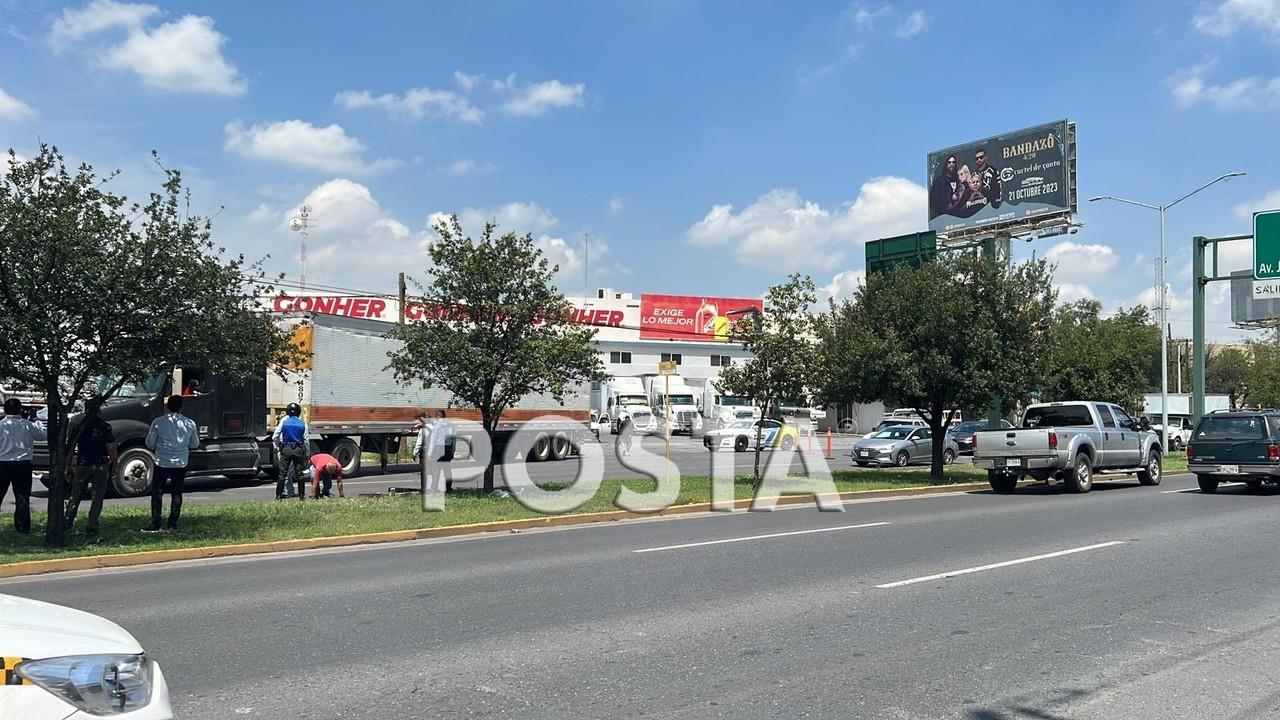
top-left (1087, 196), bottom-right (1107, 202)
top-left (1225, 171), bottom-right (1247, 179)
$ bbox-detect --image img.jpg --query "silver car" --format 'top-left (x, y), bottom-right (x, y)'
top-left (852, 425), bottom-right (959, 467)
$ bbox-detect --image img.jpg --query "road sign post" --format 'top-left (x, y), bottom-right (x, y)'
top-left (1255, 210), bottom-right (1280, 280)
top-left (659, 360), bottom-right (677, 481)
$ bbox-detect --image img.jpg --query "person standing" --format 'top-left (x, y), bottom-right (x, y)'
top-left (308, 452), bottom-right (344, 498)
top-left (617, 413), bottom-right (635, 456)
top-left (64, 398), bottom-right (118, 536)
top-left (412, 411), bottom-right (435, 491)
top-left (273, 403), bottom-right (310, 500)
top-left (143, 395), bottom-right (199, 532)
top-left (0, 398), bottom-right (46, 535)
top-left (432, 410), bottom-right (456, 492)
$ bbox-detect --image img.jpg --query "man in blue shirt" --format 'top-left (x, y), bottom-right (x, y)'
top-left (143, 395), bottom-right (200, 532)
top-left (273, 403), bottom-right (310, 500)
top-left (0, 398), bottom-right (47, 534)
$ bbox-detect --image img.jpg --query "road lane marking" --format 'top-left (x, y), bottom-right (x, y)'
top-left (631, 522), bottom-right (890, 554)
top-left (1163, 482), bottom-right (1243, 494)
top-left (875, 541), bottom-right (1126, 589)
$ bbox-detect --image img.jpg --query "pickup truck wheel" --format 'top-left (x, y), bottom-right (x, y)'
top-left (1137, 450), bottom-right (1162, 486)
top-left (1245, 479), bottom-right (1263, 491)
top-left (942, 449), bottom-right (956, 465)
top-left (894, 450), bottom-right (910, 467)
top-left (1197, 474), bottom-right (1219, 493)
top-left (1172, 437), bottom-right (1184, 452)
top-left (988, 471), bottom-right (1017, 494)
top-left (1065, 453), bottom-right (1093, 493)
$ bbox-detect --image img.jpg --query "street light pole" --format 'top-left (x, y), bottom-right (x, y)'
top-left (1089, 171), bottom-right (1245, 454)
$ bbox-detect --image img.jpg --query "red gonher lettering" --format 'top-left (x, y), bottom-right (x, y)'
top-left (274, 296), bottom-right (292, 312)
top-left (608, 311), bottom-right (623, 326)
top-left (351, 298), bottom-right (370, 317)
top-left (369, 299), bottom-right (387, 318)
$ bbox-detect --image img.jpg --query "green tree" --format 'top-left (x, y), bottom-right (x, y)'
top-left (1039, 300), bottom-right (1160, 412)
top-left (1245, 333), bottom-right (1280, 409)
top-left (715, 274), bottom-right (818, 486)
top-left (1206, 345), bottom-right (1251, 408)
top-left (816, 253), bottom-right (1056, 480)
top-left (0, 146), bottom-right (300, 547)
top-left (387, 217), bottom-right (605, 494)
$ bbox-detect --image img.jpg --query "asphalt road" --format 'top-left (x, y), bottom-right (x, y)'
top-left (6, 472), bottom-right (1280, 718)
top-left (12, 433), bottom-right (935, 509)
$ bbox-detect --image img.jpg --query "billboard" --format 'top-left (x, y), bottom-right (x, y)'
top-left (639, 294), bottom-right (763, 342)
top-left (927, 120), bottom-right (1076, 237)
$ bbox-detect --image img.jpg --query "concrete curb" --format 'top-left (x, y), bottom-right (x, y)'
top-left (0, 481), bottom-right (988, 580)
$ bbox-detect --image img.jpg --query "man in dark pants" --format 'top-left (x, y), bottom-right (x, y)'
top-left (0, 398), bottom-right (47, 534)
top-left (143, 394), bottom-right (199, 532)
top-left (273, 403), bottom-right (310, 500)
top-left (64, 398), bottom-right (119, 536)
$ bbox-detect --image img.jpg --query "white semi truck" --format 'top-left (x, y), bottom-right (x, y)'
top-left (699, 381), bottom-right (759, 429)
top-left (591, 377), bottom-right (657, 434)
top-left (644, 373), bottom-right (702, 435)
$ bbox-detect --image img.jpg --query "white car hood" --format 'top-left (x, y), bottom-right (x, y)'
top-left (0, 593), bottom-right (142, 658)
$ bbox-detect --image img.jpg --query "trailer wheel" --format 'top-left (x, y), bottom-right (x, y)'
top-left (325, 437), bottom-right (362, 477)
top-left (550, 432), bottom-right (572, 460)
top-left (113, 446), bottom-right (155, 497)
top-left (531, 433), bottom-right (552, 462)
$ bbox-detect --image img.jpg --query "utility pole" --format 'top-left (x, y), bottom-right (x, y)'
top-left (584, 232), bottom-right (590, 298)
top-left (397, 272), bottom-right (406, 324)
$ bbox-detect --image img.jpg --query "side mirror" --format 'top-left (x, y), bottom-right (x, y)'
top-left (1137, 417), bottom-right (1152, 432)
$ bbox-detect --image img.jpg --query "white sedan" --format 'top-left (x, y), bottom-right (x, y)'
top-left (703, 419), bottom-right (800, 452)
top-left (0, 593), bottom-right (174, 719)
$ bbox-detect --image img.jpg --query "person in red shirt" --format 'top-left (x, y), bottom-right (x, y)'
top-left (309, 452), bottom-right (344, 498)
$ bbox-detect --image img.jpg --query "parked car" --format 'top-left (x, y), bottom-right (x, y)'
top-left (1187, 409), bottom-right (1280, 493)
top-left (0, 593), bottom-right (174, 718)
top-left (703, 418), bottom-right (799, 452)
top-left (852, 425), bottom-right (959, 467)
top-left (870, 417), bottom-right (927, 434)
top-left (948, 419), bottom-right (1013, 454)
top-left (973, 401), bottom-right (1162, 494)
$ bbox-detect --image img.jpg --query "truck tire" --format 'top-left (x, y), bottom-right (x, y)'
top-left (1245, 479), bottom-right (1263, 491)
top-left (1172, 436), bottom-right (1184, 452)
top-left (531, 433), bottom-right (552, 462)
top-left (550, 432), bottom-right (572, 460)
top-left (113, 446), bottom-right (155, 497)
top-left (1197, 474), bottom-right (1219, 493)
top-left (1137, 450), bottom-right (1162, 486)
top-left (1065, 452), bottom-right (1093, 493)
top-left (988, 471), bottom-right (1017, 494)
top-left (325, 437), bottom-right (362, 477)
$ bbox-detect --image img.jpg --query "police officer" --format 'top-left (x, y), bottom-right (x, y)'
top-left (0, 398), bottom-right (47, 535)
top-left (273, 403), bottom-right (310, 500)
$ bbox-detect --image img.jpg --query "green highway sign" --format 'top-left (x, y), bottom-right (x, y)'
top-left (866, 230), bottom-right (937, 275)
top-left (1255, 209), bottom-right (1280, 280)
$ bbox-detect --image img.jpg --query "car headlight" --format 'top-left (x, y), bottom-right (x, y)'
top-left (17, 654), bottom-right (153, 715)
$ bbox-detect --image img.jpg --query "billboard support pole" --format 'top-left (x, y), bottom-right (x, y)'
top-left (983, 234), bottom-right (1009, 429)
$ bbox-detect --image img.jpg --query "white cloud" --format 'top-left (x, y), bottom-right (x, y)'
top-left (820, 270), bottom-right (866, 303)
top-left (609, 195), bottom-right (624, 213)
top-left (687, 176), bottom-right (926, 272)
top-left (894, 10), bottom-right (929, 37)
top-left (501, 79), bottom-right (586, 117)
top-left (54, 2), bottom-right (245, 96)
top-left (847, 4), bottom-right (891, 28)
top-left (1235, 190), bottom-right (1280, 220)
top-left (453, 70), bottom-right (482, 91)
top-left (1193, 0), bottom-right (1280, 40)
top-left (445, 158), bottom-right (496, 175)
top-left (0, 87), bottom-right (36, 121)
top-left (224, 120), bottom-right (396, 174)
top-left (1055, 283), bottom-right (1096, 305)
top-left (50, 0), bottom-right (158, 49)
top-left (1169, 58), bottom-right (1280, 109)
top-left (1044, 241), bottom-right (1119, 284)
top-left (335, 87), bottom-right (483, 124)
top-left (434, 201), bottom-right (559, 238)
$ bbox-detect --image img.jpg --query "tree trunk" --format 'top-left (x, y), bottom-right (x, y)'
top-left (43, 393), bottom-right (66, 548)
top-left (482, 414), bottom-right (496, 493)
top-left (928, 399), bottom-right (946, 482)
top-left (752, 398), bottom-right (768, 489)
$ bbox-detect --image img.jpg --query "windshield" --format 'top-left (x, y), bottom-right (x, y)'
top-left (617, 395), bottom-right (648, 406)
top-left (726, 420), bottom-right (755, 429)
top-left (717, 395), bottom-right (751, 406)
top-left (1195, 416), bottom-right (1268, 441)
top-left (1023, 405), bottom-right (1093, 428)
top-left (96, 374), bottom-right (167, 399)
top-left (952, 421), bottom-right (985, 433)
top-left (664, 394), bottom-right (695, 405)
top-left (872, 428), bottom-right (912, 439)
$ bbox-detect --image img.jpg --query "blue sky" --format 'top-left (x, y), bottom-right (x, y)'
top-left (1, 0), bottom-right (1278, 340)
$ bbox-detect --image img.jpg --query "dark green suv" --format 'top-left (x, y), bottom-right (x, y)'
top-left (1187, 410), bottom-right (1280, 493)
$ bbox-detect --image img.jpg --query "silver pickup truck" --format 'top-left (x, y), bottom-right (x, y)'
top-left (973, 401), bottom-right (1163, 494)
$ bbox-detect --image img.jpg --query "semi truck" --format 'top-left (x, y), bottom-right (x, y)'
top-left (643, 373), bottom-right (702, 435)
top-left (698, 380), bottom-right (759, 429)
top-left (591, 377), bottom-right (657, 434)
top-left (35, 313), bottom-right (592, 497)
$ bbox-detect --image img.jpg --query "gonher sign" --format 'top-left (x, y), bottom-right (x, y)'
top-left (1253, 209), bottom-right (1280, 280)
top-left (639, 294), bottom-right (763, 342)
top-left (927, 119), bottom-right (1075, 236)
top-left (270, 294), bottom-right (625, 328)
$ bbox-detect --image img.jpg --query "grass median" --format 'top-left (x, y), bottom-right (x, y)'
top-left (0, 466), bottom-right (984, 566)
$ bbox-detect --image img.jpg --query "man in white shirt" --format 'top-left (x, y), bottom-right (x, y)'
top-left (0, 398), bottom-right (47, 534)
top-left (143, 395), bottom-right (200, 532)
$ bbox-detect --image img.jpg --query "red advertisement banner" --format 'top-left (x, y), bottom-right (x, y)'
top-left (639, 294), bottom-right (763, 342)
